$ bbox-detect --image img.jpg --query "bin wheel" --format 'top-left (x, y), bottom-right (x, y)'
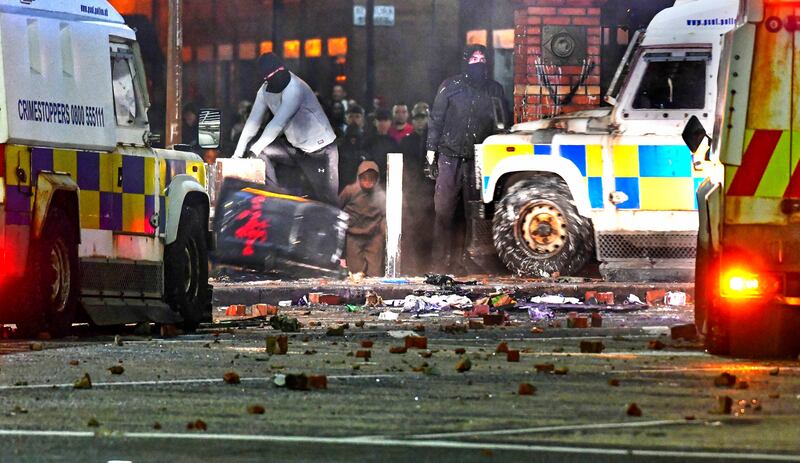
top-left (165, 206), bottom-right (209, 332)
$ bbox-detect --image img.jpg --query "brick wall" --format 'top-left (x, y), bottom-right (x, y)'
top-left (512, 0), bottom-right (606, 122)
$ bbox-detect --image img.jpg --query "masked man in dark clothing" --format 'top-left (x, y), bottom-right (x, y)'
top-left (340, 161), bottom-right (386, 277)
top-left (426, 44), bottom-right (506, 273)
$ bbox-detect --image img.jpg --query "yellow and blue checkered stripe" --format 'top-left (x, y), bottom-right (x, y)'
top-left (483, 143), bottom-right (704, 210)
top-left (2, 145), bottom-right (205, 233)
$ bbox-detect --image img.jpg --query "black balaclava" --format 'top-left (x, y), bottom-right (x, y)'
top-left (258, 52), bottom-right (291, 93)
top-left (463, 44), bottom-right (488, 85)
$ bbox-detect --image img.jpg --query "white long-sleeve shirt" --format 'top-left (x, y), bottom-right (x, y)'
top-left (233, 73), bottom-right (336, 158)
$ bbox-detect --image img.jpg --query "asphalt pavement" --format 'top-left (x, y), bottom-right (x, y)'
top-left (0, 302), bottom-right (798, 462)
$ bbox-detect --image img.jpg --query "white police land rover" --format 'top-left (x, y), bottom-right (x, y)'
top-left (0, 0), bottom-right (212, 336)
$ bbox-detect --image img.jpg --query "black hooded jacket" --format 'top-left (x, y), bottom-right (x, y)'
top-left (426, 74), bottom-right (505, 159)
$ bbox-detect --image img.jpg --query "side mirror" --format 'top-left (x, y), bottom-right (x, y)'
top-left (491, 97), bottom-right (509, 133)
top-left (198, 108), bottom-right (221, 150)
top-left (682, 115), bottom-right (711, 161)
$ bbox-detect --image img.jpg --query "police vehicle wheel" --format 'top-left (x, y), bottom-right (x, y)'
top-left (165, 206), bottom-right (209, 333)
top-left (493, 177), bottom-right (593, 277)
top-left (25, 208), bottom-right (80, 338)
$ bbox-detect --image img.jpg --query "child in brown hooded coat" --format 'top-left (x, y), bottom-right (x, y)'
top-left (339, 160), bottom-right (386, 276)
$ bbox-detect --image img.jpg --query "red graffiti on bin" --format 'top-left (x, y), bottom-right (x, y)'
top-left (234, 195), bottom-right (270, 256)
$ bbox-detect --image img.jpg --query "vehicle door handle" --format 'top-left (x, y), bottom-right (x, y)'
top-left (117, 167), bottom-right (123, 188)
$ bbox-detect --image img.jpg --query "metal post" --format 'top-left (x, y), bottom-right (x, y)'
top-left (165, 0), bottom-right (183, 147)
top-left (365, 0), bottom-right (375, 109)
top-left (385, 152), bottom-right (403, 277)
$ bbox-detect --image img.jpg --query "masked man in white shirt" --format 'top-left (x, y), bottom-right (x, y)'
top-left (233, 53), bottom-right (338, 205)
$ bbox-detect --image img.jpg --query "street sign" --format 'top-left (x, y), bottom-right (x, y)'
top-left (354, 5), bottom-right (395, 27)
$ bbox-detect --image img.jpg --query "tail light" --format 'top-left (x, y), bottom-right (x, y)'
top-left (720, 268), bottom-right (780, 299)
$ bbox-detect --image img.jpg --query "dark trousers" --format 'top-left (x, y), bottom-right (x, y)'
top-left (345, 233), bottom-right (385, 277)
top-left (258, 139), bottom-right (339, 205)
top-left (432, 155), bottom-right (471, 272)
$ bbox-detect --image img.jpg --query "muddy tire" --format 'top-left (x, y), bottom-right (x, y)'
top-left (492, 177), bottom-right (593, 277)
top-left (19, 208), bottom-right (80, 338)
top-left (165, 206), bottom-right (209, 332)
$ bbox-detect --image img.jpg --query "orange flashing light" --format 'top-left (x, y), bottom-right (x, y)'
top-left (720, 268), bottom-right (779, 299)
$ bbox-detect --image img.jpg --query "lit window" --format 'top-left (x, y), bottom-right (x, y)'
top-left (259, 40), bottom-right (273, 55)
top-left (239, 42), bottom-right (257, 60)
top-left (196, 45), bottom-right (213, 63)
top-left (466, 29), bottom-right (487, 46)
top-left (328, 37), bottom-right (348, 56)
top-left (218, 43), bottom-right (233, 61)
top-left (283, 40), bottom-right (301, 59)
top-left (493, 29), bottom-right (514, 49)
top-left (305, 38), bottom-right (322, 58)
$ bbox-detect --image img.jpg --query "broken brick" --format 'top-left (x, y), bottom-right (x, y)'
top-left (285, 374), bottom-right (309, 390)
top-left (571, 316), bottom-right (589, 329)
top-left (595, 292), bottom-right (614, 305)
top-left (608, 379), bottom-right (620, 387)
top-left (716, 396), bottom-right (733, 414)
top-left (590, 312), bottom-right (603, 328)
top-left (648, 340), bottom-right (666, 350)
top-left (319, 294), bottom-right (343, 305)
top-left (73, 373), bottom-right (92, 389)
top-left (626, 403), bottom-right (642, 417)
top-left (308, 375), bottom-right (328, 390)
top-left (29, 343), bottom-right (43, 351)
top-left (769, 368), bottom-right (780, 376)
top-left (440, 323), bottom-right (467, 334)
top-left (468, 320), bottom-right (484, 330)
top-left (534, 363), bottom-right (555, 373)
top-left (247, 405), bottom-right (266, 415)
top-left (456, 357), bottom-right (472, 372)
top-left (670, 323), bottom-right (698, 341)
top-left (518, 383), bottom-right (536, 395)
top-left (584, 291), bottom-right (597, 302)
top-left (355, 350), bottom-right (371, 359)
top-left (646, 289), bottom-right (667, 306)
top-left (466, 304), bottom-right (490, 318)
top-left (108, 365), bottom-right (124, 375)
top-left (714, 372), bottom-right (737, 388)
top-left (506, 350), bottom-right (520, 362)
top-left (226, 305), bottom-right (247, 316)
top-left (554, 367), bottom-right (569, 375)
top-left (495, 342), bottom-right (509, 353)
top-left (187, 419), bottom-right (207, 431)
top-left (87, 418), bottom-right (100, 427)
top-left (454, 347), bottom-right (466, 355)
top-left (308, 292), bottom-right (322, 304)
top-left (580, 341), bottom-right (605, 354)
top-left (160, 324), bottom-right (178, 338)
top-left (252, 304), bottom-right (279, 317)
top-left (389, 346), bottom-right (407, 354)
top-left (266, 335), bottom-right (288, 355)
top-left (361, 340), bottom-right (374, 348)
top-left (223, 372), bottom-right (241, 384)
top-left (413, 324), bottom-right (426, 333)
top-left (483, 313), bottom-right (504, 326)
top-left (405, 336), bottom-right (428, 349)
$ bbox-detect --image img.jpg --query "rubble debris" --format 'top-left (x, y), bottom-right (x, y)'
top-left (365, 291), bottom-right (384, 307)
top-left (252, 304), bottom-right (279, 317)
top-left (496, 342), bottom-right (509, 353)
top-left (424, 273), bottom-right (476, 288)
top-left (716, 396), bottom-right (733, 414)
top-left (608, 379), bottom-right (620, 387)
top-left (68, 360), bottom-right (80, 366)
top-left (355, 320), bottom-right (366, 328)
top-left (187, 419), bottom-right (208, 431)
top-left (87, 418), bottom-right (100, 427)
top-left (304, 350), bottom-right (317, 355)
top-left (419, 351), bottom-right (433, 358)
top-left (534, 363), bottom-right (555, 374)
top-left (73, 373), bottom-right (92, 389)
top-left (114, 335), bottom-right (123, 346)
top-left (308, 375), bottom-right (328, 390)
top-left (403, 294), bottom-right (473, 313)
top-left (389, 346), bottom-right (408, 354)
top-left (405, 336), bottom-right (428, 349)
top-left (482, 313), bottom-right (505, 326)
top-left (553, 367), bottom-right (569, 375)
top-left (647, 340), bottom-right (666, 350)
top-left (665, 291), bottom-right (687, 306)
top-left (456, 356), bottom-right (472, 373)
top-left (526, 307), bottom-right (554, 321)
top-left (585, 291), bottom-right (614, 305)
top-left (223, 372), bottom-right (241, 384)
top-left (567, 315), bottom-right (589, 329)
top-left (326, 325), bottom-right (346, 336)
top-left (108, 365), bottom-right (124, 375)
top-left (468, 320), bottom-right (484, 330)
top-left (270, 315), bottom-right (300, 332)
top-left (530, 327), bottom-right (544, 334)
top-left (153, 422), bottom-right (162, 430)
top-left (518, 383), bottom-right (536, 395)
top-left (285, 374), bottom-right (310, 391)
top-left (626, 403), bottom-right (642, 417)
top-left (769, 368), bottom-right (780, 376)
top-left (670, 324), bottom-right (698, 341)
top-left (247, 405), bottom-right (266, 415)
top-left (266, 335), bottom-right (289, 355)
top-left (378, 311), bottom-right (399, 321)
top-left (29, 342), bottom-right (43, 351)
top-left (226, 305), bottom-right (247, 316)
top-left (361, 340), bottom-right (374, 348)
top-left (278, 300), bottom-right (292, 307)
top-left (590, 312), bottom-right (603, 328)
top-left (580, 341), bottom-right (605, 354)
top-left (273, 374), bottom-right (286, 387)
top-left (646, 289), bottom-right (666, 306)
top-left (507, 350), bottom-right (520, 362)
top-left (388, 330), bottom-right (418, 339)
top-left (454, 348), bottom-right (467, 355)
top-left (356, 350), bottom-right (371, 359)
top-left (626, 294), bottom-right (644, 305)
top-left (530, 295), bottom-right (579, 304)
top-left (714, 372), bottom-right (737, 388)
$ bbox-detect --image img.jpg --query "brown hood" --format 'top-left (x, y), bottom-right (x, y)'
top-left (357, 160), bottom-right (380, 176)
